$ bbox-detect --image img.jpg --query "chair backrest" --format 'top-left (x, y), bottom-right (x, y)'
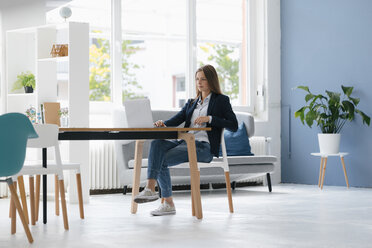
top-left (27, 124), bottom-right (59, 148)
top-left (0, 113), bottom-right (38, 177)
top-left (27, 124), bottom-right (63, 170)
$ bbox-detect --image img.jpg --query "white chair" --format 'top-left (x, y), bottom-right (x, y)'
top-left (172, 129), bottom-right (234, 213)
top-left (14, 124), bottom-right (70, 230)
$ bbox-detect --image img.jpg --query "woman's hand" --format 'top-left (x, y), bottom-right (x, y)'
top-left (154, 120), bottom-right (167, 127)
top-left (194, 116), bottom-right (210, 126)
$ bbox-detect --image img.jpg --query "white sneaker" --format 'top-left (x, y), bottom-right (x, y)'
top-left (134, 188), bottom-right (159, 204)
top-left (150, 202), bottom-right (176, 216)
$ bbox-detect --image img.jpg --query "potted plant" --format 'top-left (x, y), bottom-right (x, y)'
top-left (58, 107), bottom-right (69, 127)
top-left (295, 85), bottom-right (370, 154)
top-left (12, 71), bottom-right (36, 93)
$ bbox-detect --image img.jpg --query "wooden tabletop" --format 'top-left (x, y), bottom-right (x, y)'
top-left (59, 127), bottom-right (211, 132)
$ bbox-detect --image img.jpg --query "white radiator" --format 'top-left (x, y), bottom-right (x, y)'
top-left (0, 180), bottom-right (8, 198)
top-left (89, 141), bottom-right (121, 190)
top-left (250, 136), bottom-right (270, 156)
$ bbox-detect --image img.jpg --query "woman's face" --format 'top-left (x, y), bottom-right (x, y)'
top-left (196, 71), bottom-right (210, 93)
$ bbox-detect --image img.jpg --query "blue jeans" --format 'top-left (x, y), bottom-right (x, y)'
top-left (147, 139), bottom-right (213, 198)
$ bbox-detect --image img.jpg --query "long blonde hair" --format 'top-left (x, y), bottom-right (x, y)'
top-left (194, 64), bottom-right (222, 102)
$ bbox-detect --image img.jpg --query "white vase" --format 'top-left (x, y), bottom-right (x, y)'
top-left (318, 133), bottom-right (341, 154)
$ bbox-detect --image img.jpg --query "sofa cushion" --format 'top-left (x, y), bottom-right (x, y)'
top-left (221, 122), bottom-right (254, 156)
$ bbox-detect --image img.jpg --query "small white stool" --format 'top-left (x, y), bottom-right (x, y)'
top-left (310, 152), bottom-right (349, 189)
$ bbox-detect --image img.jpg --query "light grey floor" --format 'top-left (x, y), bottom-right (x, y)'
top-left (1, 184), bottom-right (372, 248)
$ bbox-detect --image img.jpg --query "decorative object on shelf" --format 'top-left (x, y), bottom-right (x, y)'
top-left (12, 71), bottom-right (36, 93)
top-left (58, 107), bottom-right (69, 127)
top-left (294, 85), bottom-right (370, 154)
top-left (50, 44), bottom-right (68, 57)
top-left (59, 6), bottom-right (72, 22)
top-left (25, 105), bottom-right (37, 124)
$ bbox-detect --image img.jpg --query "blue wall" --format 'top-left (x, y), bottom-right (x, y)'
top-left (281, 0), bottom-right (372, 187)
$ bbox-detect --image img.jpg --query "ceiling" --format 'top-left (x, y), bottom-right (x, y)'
top-left (0, 0), bottom-right (71, 10)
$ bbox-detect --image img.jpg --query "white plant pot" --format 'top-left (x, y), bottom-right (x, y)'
top-left (318, 133), bottom-right (341, 154)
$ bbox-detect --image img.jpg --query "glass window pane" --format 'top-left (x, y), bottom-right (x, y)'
top-left (122, 0), bottom-right (186, 109)
top-left (47, 0), bottom-right (112, 102)
top-left (196, 0), bottom-right (245, 106)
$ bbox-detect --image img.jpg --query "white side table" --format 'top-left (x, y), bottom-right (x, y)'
top-left (310, 153), bottom-right (349, 189)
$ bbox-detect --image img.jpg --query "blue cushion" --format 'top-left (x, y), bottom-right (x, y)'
top-left (220, 123), bottom-right (254, 156)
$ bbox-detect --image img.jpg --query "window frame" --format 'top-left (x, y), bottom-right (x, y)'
top-left (89, 0), bottom-right (264, 116)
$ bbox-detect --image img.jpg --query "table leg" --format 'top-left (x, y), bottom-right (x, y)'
top-left (131, 140), bottom-right (144, 214)
top-left (318, 157), bottom-right (324, 187)
top-left (178, 132), bottom-right (203, 219)
top-left (42, 148), bottom-right (47, 224)
top-left (340, 156), bottom-right (350, 188)
top-left (321, 157), bottom-right (328, 189)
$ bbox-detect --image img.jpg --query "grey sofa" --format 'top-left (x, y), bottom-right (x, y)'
top-left (112, 106), bottom-right (277, 193)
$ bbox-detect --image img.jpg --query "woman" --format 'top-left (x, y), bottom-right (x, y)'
top-left (134, 64), bottom-right (238, 216)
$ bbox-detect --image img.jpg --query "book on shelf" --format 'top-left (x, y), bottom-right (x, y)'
top-left (39, 104), bottom-right (45, 124)
top-left (43, 102), bottom-right (60, 126)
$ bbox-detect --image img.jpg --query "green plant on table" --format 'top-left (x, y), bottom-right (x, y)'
top-left (294, 85), bottom-right (370, 133)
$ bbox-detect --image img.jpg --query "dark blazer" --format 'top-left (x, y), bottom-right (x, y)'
top-left (164, 92), bottom-right (238, 157)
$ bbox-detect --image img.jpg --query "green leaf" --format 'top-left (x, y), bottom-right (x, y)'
top-left (326, 90), bottom-right (341, 104)
top-left (294, 107), bottom-right (304, 118)
top-left (356, 109), bottom-right (371, 126)
top-left (342, 101), bottom-right (355, 120)
top-left (341, 85), bottom-right (353, 97)
top-left (305, 93), bottom-right (314, 102)
top-left (349, 97), bottom-right (360, 106)
top-left (305, 110), bottom-right (317, 127)
top-left (296, 86), bottom-right (310, 93)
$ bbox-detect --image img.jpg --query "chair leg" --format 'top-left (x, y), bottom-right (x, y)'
top-left (29, 176), bottom-right (36, 225)
top-left (35, 175), bottom-right (41, 222)
top-left (76, 173), bottom-right (85, 219)
top-left (10, 181), bottom-right (17, 234)
top-left (17, 176), bottom-right (30, 224)
top-left (55, 175), bottom-right (60, 216)
top-left (231, 181), bottom-right (237, 190)
top-left (191, 185), bottom-right (195, 216)
top-left (224, 171), bottom-right (234, 213)
top-left (58, 179), bottom-right (69, 230)
top-left (9, 194), bottom-right (12, 218)
top-left (157, 180), bottom-right (162, 198)
top-left (266, 173), bottom-right (272, 192)
top-left (7, 179), bottom-right (33, 243)
top-left (123, 185), bottom-right (128, 195)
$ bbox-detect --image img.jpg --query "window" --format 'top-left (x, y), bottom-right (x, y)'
top-left (121, 0), bottom-right (186, 109)
top-left (47, 0), bottom-right (265, 114)
top-left (47, 0), bottom-right (112, 102)
top-left (196, 0), bottom-right (247, 106)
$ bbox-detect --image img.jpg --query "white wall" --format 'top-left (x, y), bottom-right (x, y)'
top-left (0, 0), bottom-right (46, 114)
top-left (255, 0), bottom-right (281, 184)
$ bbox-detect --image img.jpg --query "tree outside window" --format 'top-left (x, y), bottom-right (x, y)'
top-left (198, 43), bottom-right (240, 101)
top-left (89, 33), bottom-right (143, 102)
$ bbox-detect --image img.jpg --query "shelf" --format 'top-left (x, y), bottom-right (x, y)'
top-left (8, 93), bottom-right (35, 96)
top-left (38, 56), bottom-right (69, 62)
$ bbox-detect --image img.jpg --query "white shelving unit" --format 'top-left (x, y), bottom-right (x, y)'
top-left (6, 22), bottom-right (90, 203)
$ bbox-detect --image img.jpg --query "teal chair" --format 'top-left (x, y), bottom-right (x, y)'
top-left (0, 113), bottom-right (38, 243)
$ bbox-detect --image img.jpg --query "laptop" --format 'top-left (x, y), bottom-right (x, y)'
top-left (123, 98), bottom-right (154, 128)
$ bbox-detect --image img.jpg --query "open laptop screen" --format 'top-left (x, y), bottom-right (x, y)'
top-left (123, 99), bottom-right (154, 128)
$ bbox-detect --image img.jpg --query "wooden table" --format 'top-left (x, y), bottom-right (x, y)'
top-left (54, 127), bottom-right (210, 221)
